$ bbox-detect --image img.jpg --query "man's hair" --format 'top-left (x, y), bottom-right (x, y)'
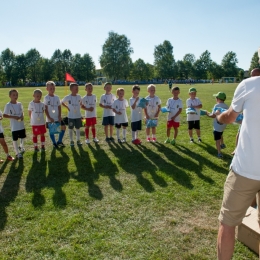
top-left (46, 81), bottom-right (56, 87)
top-left (69, 83), bottom-right (79, 89)
top-left (9, 89), bottom-right (18, 96)
top-left (34, 89), bottom-right (42, 95)
top-left (132, 85), bottom-right (140, 91)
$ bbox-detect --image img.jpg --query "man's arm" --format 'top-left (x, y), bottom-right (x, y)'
top-left (216, 106), bottom-right (239, 124)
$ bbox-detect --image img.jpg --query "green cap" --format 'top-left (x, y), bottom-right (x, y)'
top-left (189, 87), bottom-right (197, 93)
top-left (213, 92), bottom-right (226, 101)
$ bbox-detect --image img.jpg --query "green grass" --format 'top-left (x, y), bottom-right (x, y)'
top-left (0, 83), bottom-right (257, 259)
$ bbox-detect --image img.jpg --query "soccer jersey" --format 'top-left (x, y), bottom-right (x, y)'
top-left (44, 95), bottom-right (61, 122)
top-left (112, 99), bottom-right (129, 124)
top-left (100, 93), bottom-right (116, 117)
top-left (3, 102), bottom-right (25, 131)
top-left (166, 98), bottom-right (183, 122)
top-left (145, 95), bottom-right (161, 118)
top-left (62, 94), bottom-right (82, 119)
top-left (81, 94), bottom-right (97, 118)
top-left (186, 97), bottom-right (202, 121)
top-left (129, 97), bottom-right (143, 122)
top-left (28, 101), bottom-right (45, 126)
top-left (212, 103), bottom-right (229, 132)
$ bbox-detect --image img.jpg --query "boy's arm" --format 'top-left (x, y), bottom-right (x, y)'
top-left (3, 113), bottom-right (20, 120)
top-left (131, 97), bottom-right (139, 109)
top-left (61, 101), bottom-right (70, 111)
top-left (172, 108), bottom-right (182, 121)
top-left (144, 107), bottom-right (149, 119)
top-left (28, 110), bottom-right (32, 118)
top-left (45, 105), bottom-right (54, 122)
top-left (154, 104), bottom-right (161, 118)
top-left (58, 105), bottom-right (62, 122)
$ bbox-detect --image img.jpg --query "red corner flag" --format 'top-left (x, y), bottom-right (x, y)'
top-left (65, 72), bottom-right (76, 82)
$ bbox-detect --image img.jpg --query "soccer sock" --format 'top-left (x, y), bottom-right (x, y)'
top-left (85, 128), bottom-right (89, 139)
top-left (33, 136), bottom-right (37, 147)
top-left (40, 135), bottom-right (45, 146)
top-left (116, 128), bottom-right (120, 139)
top-left (20, 138), bottom-right (24, 148)
top-left (92, 128), bottom-right (96, 138)
top-left (76, 129), bottom-right (80, 141)
top-left (58, 130), bottom-right (65, 143)
top-left (13, 141), bottom-right (19, 155)
top-left (136, 131), bottom-right (139, 139)
top-left (132, 131), bottom-right (135, 140)
top-left (49, 133), bottom-right (56, 144)
top-left (69, 129), bottom-right (73, 141)
top-left (123, 129), bottom-right (126, 138)
top-left (152, 134), bottom-right (156, 139)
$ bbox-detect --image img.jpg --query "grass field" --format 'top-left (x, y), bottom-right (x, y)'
top-left (0, 83), bottom-right (257, 259)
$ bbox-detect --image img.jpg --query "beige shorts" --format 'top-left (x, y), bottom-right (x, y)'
top-left (218, 169), bottom-right (260, 226)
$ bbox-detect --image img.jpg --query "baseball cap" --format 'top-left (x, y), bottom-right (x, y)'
top-left (213, 92), bottom-right (226, 101)
top-left (189, 87), bottom-right (197, 93)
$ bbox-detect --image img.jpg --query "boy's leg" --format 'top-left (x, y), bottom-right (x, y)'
top-left (33, 135), bottom-right (38, 148)
top-left (122, 127), bottom-right (126, 139)
top-left (85, 126), bottom-right (89, 139)
top-left (58, 125), bottom-right (66, 143)
top-left (69, 129), bottom-right (74, 142)
top-left (40, 134), bottom-right (45, 148)
top-left (188, 129), bottom-right (193, 139)
top-left (146, 127), bottom-right (151, 140)
top-left (109, 125), bottom-right (113, 138)
top-left (174, 127), bottom-right (178, 139)
top-left (0, 138), bottom-right (8, 154)
top-left (216, 139), bottom-right (221, 154)
top-left (152, 127), bottom-right (156, 142)
top-left (50, 133), bottom-right (57, 145)
top-left (104, 125), bottom-right (108, 138)
top-left (91, 126), bottom-right (96, 138)
top-left (166, 127), bottom-right (171, 138)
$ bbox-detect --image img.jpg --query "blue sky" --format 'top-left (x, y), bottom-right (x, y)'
top-left (1, 0), bottom-right (259, 70)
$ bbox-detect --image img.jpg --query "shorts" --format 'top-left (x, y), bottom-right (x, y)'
top-left (167, 120), bottom-right (180, 128)
top-left (102, 116), bottom-right (115, 126)
top-left (68, 118), bottom-right (82, 129)
top-left (218, 169), bottom-right (260, 227)
top-left (188, 120), bottom-right (200, 130)
top-left (115, 122), bottom-right (128, 128)
top-left (12, 129), bottom-right (26, 141)
top-left (131, 120), bottom-right (142, 131)
top-left (85, 117), bottom-right (97, 126)
top-left (46, 120), bottom-right (65, 128)
top-left (0, 133), bottom-right (4, 138)
top-left (213, 130), bottom-right (223, 141)
top-left (32, 125), bottom-right (46, 135)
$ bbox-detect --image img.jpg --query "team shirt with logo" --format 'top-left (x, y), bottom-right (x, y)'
top-left (81, 94), bottom-right (97, 118)
top-left (186, 97), bottom-right (202, 121)
top-left (145, 95), bottom-right (161, 118)
top-left (44, 95), bottom-right (61, 122)
top-left (62, 94), bottom-right (82, 119)
top-left (112, 99), bottom-right (129, 124)
top-left (28, 101), bottom-right (45, 125)
top-left (129, 97), bottom-right (143, 122)
top-left (166, 98), bottom-right (183, 122)
top-left (100, 94), bottom-right (116, 117)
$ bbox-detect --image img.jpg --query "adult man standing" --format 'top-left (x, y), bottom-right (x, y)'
top-left (216, 50), bottom-right (260, 260)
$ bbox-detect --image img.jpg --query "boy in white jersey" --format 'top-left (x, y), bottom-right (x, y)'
top-left (3, 89), bottom-right (26, 159)
top-left (81, 83), bottom-right (99, 144)
top-left (144, 84), bottom-right (161, 142)
top-left (28, 89), bottom-right (46, 151)
top-left (186, 87), bottom-right (202, 143)
top-left (44, 81), bottom-right (66, 148)
top-left (129, 85), bottom-right (143, 145)
top-left (99, 82), bottom-right (116, 142)
top-left (112, 88), bottom-right (129, 143)
top-left (164, 86), bottom-right (183, 145)
top-left (62, 83), bottom-right (82, 146)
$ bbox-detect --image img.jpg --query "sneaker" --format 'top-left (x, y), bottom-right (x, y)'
top-left (93, 138), bottom-right (99, 143)
top-left (190, 139), bottom-right (194, 143)
top-left (152, 137), bottom-right (156, 142)
top-left (85, 139), bottom-right (90, 144)
top-left (110, 137), bottom-right (115, 142)
top-left (132, 139), bottom-right (140, 145)
top-left (19, 146), bottom-right (25, 153)
top-left (77, 140), bottom-right (82, 146)
top-left (136, 138), bottom-right (142, 144)
top-left (41, 146), bottom-right (45, 151)
top-left (7, 155), bottom-right (14, 161)
top-left (218, 153), bottom-right (223, 158)
top-left (118, 139), bottom-right (122, 143)
top-left (34, 146), bottom-right (39, 152)
top-left (121, 138), bottom-right (126, 143)
top-left (53, 143), bottom-right (59, 149)
top-left (220, 144), bottom-right (226, 149)
top-left (164, 138), bottom-right (170, 144)
top-left (16, 153), bottom-right (23, 159)
top-left (198, 138), bottom-right (202, 143)
top-left (0, 159), bottom-right (4, 164)
top-left (146, 137), bottom-right (151, 142)
top-left (57, 142), bottom-right (65, 147)
top-left (171, 139), bottom-right (176, 145)
top-left (70, 141), bottom-right (75, 146)
top-left (105, 137), bottom-right (111, 142)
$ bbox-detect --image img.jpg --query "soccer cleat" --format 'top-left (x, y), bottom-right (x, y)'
top-left (53, 143), bottom-right (59, 149)
top-left (105, 137), bottom-right (111, 142)
top-left (136, 138), bottom-right (142, 144)
top-left (34, 146), bottom-right (39, 152)
top-left (121, 138), bottom-right (126, 143)
top-left (198, 138), bottom-right (202, 143)
top-left (77, 140), bottom-right (82, 146)
top-left (16, 153), bottom-right (23, 159)
top-left (6, 155), bottom-right (14, 161)
top-left (146, 137), bottom-right (151, 142)
top-left (41, 146), bottom-right (45, 151)
top-left (132, 139), bottom-right (141, 145)
top-left (218, 153), bottom-right (223, 158)
top-left (220, 144), bottom-right (226, 149)
top-left (19, 146), bottom-right (25, 153)
top-left (110, 137), bottom-right (115, 142)
top-left (152, 137), bottom-right (157, 142)
top-left (190, 139), bottom-right (194, 143)
top-left (0, 159), bottom-right (4, 164)
top-left (57, 142), bottom-right (65, 147)
top-left (164, 138), bottom-right (170, 144)
top-left (93, 138), bottom-right (99, 143)
top-left (171, 139), bottom-right (176, 145)
top-left (70, 141), bottom-right (75, 146)
top-left (85, 139), bottom-right (90, 144)
top-left (118, 139), bottom-right (122, 143)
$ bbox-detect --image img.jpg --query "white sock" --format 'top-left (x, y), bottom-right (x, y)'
top-left (152, 134), bottom-right (156, 138)
top-left (123, 129), bottom-right (126, 138)
top-left (69, 129), bottom-right (73, 141)
top-left (136, 131), bottom-right (138, 139)
top-left (20, 138), bottom-right (24, 148)
top-left (13, 141), bottom-right (19, 155)
top-left (76, 129), bottom-right (80, 141)
top-left (132, 131), bottom-right (135, 140)
top-left (116, 128), bottom-right (120, 139)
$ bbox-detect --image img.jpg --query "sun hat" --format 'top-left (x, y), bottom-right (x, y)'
top-left (189, 87), bottom-right (197, 93)
top-left (213, 92), bottom-right (226, 101)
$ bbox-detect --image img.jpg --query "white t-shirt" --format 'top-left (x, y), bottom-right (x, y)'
top-left (44, 95), bottom-right (61, 122)
top-left (129, 97), bottom-right (143, 122)
top-left (230, 76), bottom-right (260, 180)
top-left (81, 94), bottom-right (97, 118)
top-left (0, 111), bottom-right (4, 133)
top-left (166, 98), bottom-right (183, 122)
top-left (62, 94), bottom-right (82, 119)
top-left (3, 102), bottom-right (25, 131)
top-left (212, 103), bottom-right (229, 132)
top-left (28, 101), bottom-right (45, 126)
top-left (186, 97), bottom-right (202, 121)
top-left (100, 94), bottom-right (116, 117)
top-left (145, 95), bottom-right (161, 118)
top-left (112, 99), bottom-right (129, 124)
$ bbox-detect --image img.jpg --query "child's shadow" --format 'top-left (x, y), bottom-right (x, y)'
top-left (70, 145), bottom-right (103, 200)
top-left (0, 159), bottom-right (24, 230)
top-left (88, 144), bottom-right (123, 192)
top-left (25, 151), bottom-right (47, 208)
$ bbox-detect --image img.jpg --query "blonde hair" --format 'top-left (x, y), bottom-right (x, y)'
top-left (116, 88), bottom-right (124, 95)
top-left (46, 81), bottom-right (55, 87)
top-left (69, 83), bottom-right (79, 90)
top-left (33, 89), bottom-right (42, 95)
top-left (147, 84), bottom-right (156, 90)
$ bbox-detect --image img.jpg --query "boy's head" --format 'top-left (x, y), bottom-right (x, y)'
top-left (85, 82), bottom-right (93, 94)
top-left (188, 87), bottom-right (197, 99)
top-left (104, 82), bottom-right (112, 93)
top-left (46, 81), bottom-right (56, 95)
top-left (70, 83), bottom-right (79, 94)
top-left (251, 68), bottom-right (260, 77)
top-left (213, 92), bottom-right (226, 102)
top-left (9, 89), bottom-right (18, 101)
top-left (132, 85), bottom-right (140, 97)
top-left (116, 88), bottom-right (124, 98)
top-left (33, 89), bottom-right (42, 101)
top-left (147, 84), bottom-right (156, 96)
top-left (172, 86), bottom-right (180, 98)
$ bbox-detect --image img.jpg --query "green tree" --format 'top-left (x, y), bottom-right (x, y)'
top-left (130, 59), bottom-right (149, 80)
top-left (12, 54), bottom-right (27, 85)
top-left (193, 50), bottom-right (212, 79)
top-left (249, 51), bottom-right (260, 72)
top-left (208, 61), bottom-right (224, 80)
top-left (221, 51), bottom-right (239, 77)
top-left (146, 63), bottom-right (154, 79)
top-left (0, 48), bottom-right (15, 82)
top-left (100, 31), bottom-right (133, 80)
top-left (81, 53), bottom-right (96, 81)
top-left (51, 49), bottom-right (63, 81)
top-left (175, 60), bottom-right (186, 79)
top-left (183, 53), bottom-right (196, 65)
top-left (238, 69), bottom-right (244, 81)
top-left (40, 58), bottom-right (54, 82)
top-left (154, 40), bottom-right (175, 79)
top-left (26, 48), bottom-right (41, 82)
top-left (62, 49), bottom-right (73, 73)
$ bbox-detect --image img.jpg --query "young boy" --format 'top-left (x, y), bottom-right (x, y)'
top-left (186, 87), bottom-right (202, 143)
top-left (207, 92), bottom-right (229, 158)
top-left (164, 86), bottom-right (183, 145)
top-left (62, 83), bottom-right (82, 146)
top-left (112, 88), bottom-right (129, 143)
top-left (3, 89), bottom-right (26, 159)
top-left (144, 84), bottom-right (161, 142)
top-left (99, 82), bottom-right (116, 142)
top-left (28, 89), bottom-right (46, 151)
top-left (129, 85), bottom-right (143, 144)
top-left (44, 81), bottom-right (66, 148)
top-left (0, 110), bottom-right (14, 162)
top-left (81, 83), bottom-right (99, 144)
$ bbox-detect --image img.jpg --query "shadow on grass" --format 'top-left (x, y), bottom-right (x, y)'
top-left (70, 145), bottom-right (103, 200)
top-left (25, 151), bottom-right (47, 208)
top-left (0, 160), bottom-right (9, 177)
top-left (0, 159), bottom-right (24, 231)
top-left (88, 143), bottom-right (123, 192)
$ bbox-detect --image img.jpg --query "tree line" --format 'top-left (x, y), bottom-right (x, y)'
top-left (1, 31), bottom-right (259, 86)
